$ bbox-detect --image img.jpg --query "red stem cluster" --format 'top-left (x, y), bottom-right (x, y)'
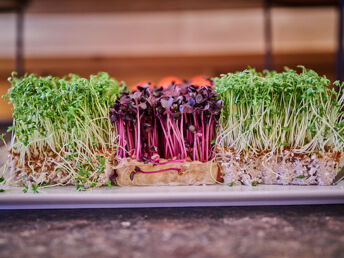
top-left (109, 83), bottom-right (222, 163)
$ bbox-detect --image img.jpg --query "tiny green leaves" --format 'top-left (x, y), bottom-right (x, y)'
top-left (213, 66), bottom-right (344, 154)
top-left (6, 72), bottom-right (123, 147)
top-left (228, 182), bottom-right (235, 187)
top-left (295, 175), bottom-right (306, 179)
top-left (23, 186), bottom-right (28, 193)
top-left (32, 184), bottom-right (39, 194)
top-left (21, 184), bottom-right (41, 193)
top-left (5, 72), bottom-right (125, 189)
top-left (0, 133), bottom-right (6, 145)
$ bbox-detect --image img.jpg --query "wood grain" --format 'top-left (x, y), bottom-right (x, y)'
top-left (26, 0), bottom-right (262, 13)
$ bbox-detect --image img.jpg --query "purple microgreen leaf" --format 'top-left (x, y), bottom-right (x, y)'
top-left (161, 99), bottom-right (169, 109)
top-left (130, 171), bottom-right (136, 181)
top-left (195, 94), bottom-right (203, 104)
top-left (168, 97), bottom-right (173, 108)
top-left (187, 98), bottom-right (195, 107)
top-left (132, 92), bottom-right (141, 100)
top-left (139, 102), bottom-right (147, 110)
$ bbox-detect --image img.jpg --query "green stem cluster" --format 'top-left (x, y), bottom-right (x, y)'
top-left (213, 66), bottom-right (344, 154)
top-left (4, 72), bottom-right (124, 189)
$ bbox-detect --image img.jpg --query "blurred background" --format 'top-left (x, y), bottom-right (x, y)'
top-left (0, 0), bottom-right (343, 122)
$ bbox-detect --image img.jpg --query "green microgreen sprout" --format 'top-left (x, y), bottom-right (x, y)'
top-left (228, 181), bottom-right (235, 187)
top-left (294, 175), bottom-right (306, 179)
top-left (31, 184), bottom-right (39, 193)
top-left (5, 72), bottom-right (125, 189)
top-left (0, 176), bottom-right (4, 192)
top-left (213, 66), bottom-right (344, 155)
top-left (0, 133), bottom-right (7, 148)
top-left (23, 185), bottom-right (28, 193)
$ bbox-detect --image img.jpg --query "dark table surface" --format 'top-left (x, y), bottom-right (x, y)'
top-left (0, 205), bottom-right (343, 258)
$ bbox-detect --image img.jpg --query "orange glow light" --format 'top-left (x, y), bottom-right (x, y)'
top-left (158, 76), bottom-right (182, 89)
top-left (190, 75), bottom-right (212, 87)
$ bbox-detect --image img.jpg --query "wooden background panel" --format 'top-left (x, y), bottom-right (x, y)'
top-left (4, 0), bottom-right (337, 14)
top-left (272, 7), bottom-right (336, 52)
top-left (25, 0), bottom-right (262, 13)
top-left (0, 10), bottom-right (264, 57)
top-left (0, 8), bottom-right (336, 57)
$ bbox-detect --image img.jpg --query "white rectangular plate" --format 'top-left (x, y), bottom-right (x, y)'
top-left (0, 182), bottom-right (343, 209)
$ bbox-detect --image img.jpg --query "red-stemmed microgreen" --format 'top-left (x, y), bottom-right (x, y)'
top-left (109, 82), bottom-right (222, 166)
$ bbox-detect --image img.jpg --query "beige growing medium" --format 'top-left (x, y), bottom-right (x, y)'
top-left (107, 158), bottom-right (218, 186)
top-left (217, 149), bottom-right (342, 186)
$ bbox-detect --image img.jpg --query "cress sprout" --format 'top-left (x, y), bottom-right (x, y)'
top-left (213, 66), bottom-right (344, 155)
top-left (4, 72), bottom-right (124, 189)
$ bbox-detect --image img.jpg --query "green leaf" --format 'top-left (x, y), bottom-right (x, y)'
top-left (228, 182), bottom-right (235, 187)
top-left (0, 133), bottom-right (6, 144)
top-left (32, 185), bottom-right (39, 193)
top-left (295, 175), bottom-right (306, 179)
top-left (282, 141), bottom-right (289, 147)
